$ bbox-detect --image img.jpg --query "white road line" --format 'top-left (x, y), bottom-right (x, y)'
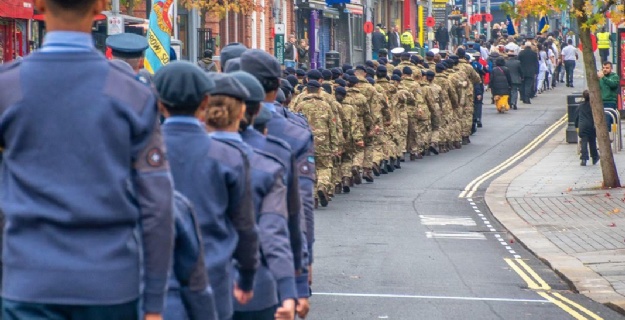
top-left (514, 255), bottom-right (522, 259)
top-left (420, 215), bottom-right (477, 226)
top-left (490, 228), bottom-right (496, 232)
top-left (475, 210), bottom-right (481, 213)
top-left (426, 232), bottom-right (487, 240)
top-left (495, 234), bottom-right (501, 238)
top-left (313, 292), bottom-right (551, 304)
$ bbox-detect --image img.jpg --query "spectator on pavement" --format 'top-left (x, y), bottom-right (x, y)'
top-left (388, 26), bottom-right (401, 50)
top-left (491, 57), bottom-right (512, 113)
top-left (400, 27), bottom-right (414, 52)
top-left (505, 50), bottom-right (522, 110)
top-left (198, 49), bottom-right (218, 73)
top-left (518, 41), bottom-right (538, 104)
top-left (297, 39), bottom-right (310, 69)
top-left (599, 61), bottom-right (619, 132)
top-left (372, 27), bottom-right (387, 60)
top-left (435, 23), bottom-right (450, 50)
top-left (575, 90), bottom-right (600, 166)
top-left (561, 39), bottom-right (578, 87)
top-left (284, 34), bottom-right (297, 62)
top-left (597, 27), bottom-right (611, 64)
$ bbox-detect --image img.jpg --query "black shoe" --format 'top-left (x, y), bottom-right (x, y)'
top-left (513, 105), bottom-right (517, 110)
top-left (342, 177), bottom-right (351, 193)
top-left (380, 161), bottom-right (388, 174)
top-left (386, 160), bottom-right (394, 173)
top-left (363, 170), bottom-right (374, 182)
top-left (372, 163), bottom-right (381, 176)
top-left (395, 157), bottom-right (402, 169)
top-left (592, 156), bottom-right (600, 165)
top-left (317, 189), bottom-right (329, 207)
top-left (477, 121), bottom-right (483, 128)
top-left (429, 145), bottom-right (440, 155)
top-left (580, 160), bottom-right (587, 166)
top-left (351, 166), bottom-right (362, 185)
top-left (410, 153), bottom-right (417, 161)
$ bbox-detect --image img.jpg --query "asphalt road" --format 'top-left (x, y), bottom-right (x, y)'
top-left (308, 76), bottom-right (625, 319)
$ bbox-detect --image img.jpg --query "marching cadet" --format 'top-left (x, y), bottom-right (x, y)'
top-left (448, 55), bottom-right (470, 145)
top-left (220, 43), bottom-right (248, 72)
top-left (424, 70), bottom-right (445, 154)
top-left (239, 50), bottom-right (316, 300)
top-left (335, 86), bottom-right (364, 190)
top-left (354, 66), bottom-right (385, 176)
top-left (374, 65), bottom-right (402, 171)
top-left (413, 70), bottom-right (434, 157)
top-left (433, 63), bottom-right (458, 152)
top-left (0, 0), bottom-right (174, 318)
top-left (154, 62), bottom-right (259, 320)
top-left (345, 75), bottom-right (374, 182)
top-left (442, 60), bottom-right (464, 149)
top-left (391, 74), bottom-right (413, 163)
top-left (456, 49), bottom-right (483, 143)
top-left (398, 52), bottom-right (419, 75)
top-left (401, 67), bottom-right (427, 160)
top-left (106, 32), bottom-right (152, 83)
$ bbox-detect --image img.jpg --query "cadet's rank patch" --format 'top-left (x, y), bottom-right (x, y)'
top-left (147, 148), bottom-right (165, 167)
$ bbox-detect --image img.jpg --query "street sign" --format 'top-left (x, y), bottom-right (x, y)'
top-left (275, 23), bottom-right (285, 35)
top-left (274, 23), bottom-right (285, 65)
top-left (426, 17), bottom-right (436, 28)
top-left (364, 21), bottom-right (374, 34)
top-left (108, 15), bottom-right (124, 35)
top-left (484, 13), bottom-right (493, 22)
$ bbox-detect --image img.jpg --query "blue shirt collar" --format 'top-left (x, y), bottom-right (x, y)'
top-left (164, 116), bottom-right (203, 128)
top-left (262, 102), bottom-right (277, 113)
top-left (208, 131), bottom-right (243, 142)
top-left (40, 31), bottom-right (95, 53)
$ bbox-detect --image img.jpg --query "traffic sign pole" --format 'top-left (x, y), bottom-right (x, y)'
top-left (427, 0), bottom-right (433, 48)
top-left (274, 24), bottom-right (285, 65)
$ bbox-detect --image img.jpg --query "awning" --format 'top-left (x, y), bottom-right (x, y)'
top-left (33, 13), bottom-right (107, 21)
top-left (325, 0), bottom-right (350, 4)
top-left (0, 0), bottom-right (33, 20)
top-left (344, 4), bottom-right (363, 15)
top-left (298, 0), bottom-right (327, 10)
top-left (323, 7), bottom-right (340, 19)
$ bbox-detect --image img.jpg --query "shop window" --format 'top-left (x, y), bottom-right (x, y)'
top-left (352, 14), bottom-right (363, 49)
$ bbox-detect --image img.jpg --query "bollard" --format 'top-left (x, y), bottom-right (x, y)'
top-left (566, 94), bottom-right (584, 144)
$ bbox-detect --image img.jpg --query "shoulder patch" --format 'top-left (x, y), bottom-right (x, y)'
top-left (146, 148), bottom-right (166, 167)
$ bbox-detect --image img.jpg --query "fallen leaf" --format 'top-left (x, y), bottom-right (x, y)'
top-left (614, 208), bottom-right (621, 214)
top-left (510, 239), bottom-right (515, 244)
top-left (566, 187), bottom-right (573, 192)
top-left (606, 192), bottom-right (612, 198)
top-left (609, 223), bottom-right (616, 227)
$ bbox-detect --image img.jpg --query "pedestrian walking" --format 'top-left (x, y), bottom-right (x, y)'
top-left (575, 90), bottom-right (600, 166)
top-left (198, 49), bottom-right (218, 72)
top-left (597, 27), bottom-right (611, 64)
top-left (505, 50), bottom-right (522, 110)
top-left (491, 57), bottom-right (512, 113)
top-left (435, 23), bottom-right (450, 51)
top-left (536, 43), bottom-right (548, 93)
top-left (598, 61), bottom-right (619, 132)
top-left (0, 0), bottom-right (174, 319)
top-left (561, 39), bottom-right (578, 87)
top-left (518, 41), bottom-right (538, 104)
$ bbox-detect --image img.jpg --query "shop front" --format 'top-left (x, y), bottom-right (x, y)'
top-left (0, 0), bottom-right (33, 63)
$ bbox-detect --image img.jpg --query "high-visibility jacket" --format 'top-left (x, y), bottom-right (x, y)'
top-left (380, 29), bottom-right (388, 42)
top-left (597, 32), bottom-right (611, 49)
top-left (401, 31), bottom-right (414, 46)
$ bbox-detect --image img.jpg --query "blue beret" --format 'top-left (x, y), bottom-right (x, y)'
top-left (410, 55), bottom-right (419, 64)
top-left (435, 63), bottom-right (446, 72)
top-left (392, 69), bottom-right (402, 76)
top-left (240, 49), bottom-right (281, 79)
top-left (106, 33), bottom-right (148, 58)
top-left (296, 69), bottom-right (306, 76)
top-left (307, 70), bottom-right (322, 80)
top-left (220, 43), bottom-right (247, 70)
top-left (347, 75), bottom-right (359, 85)
top-left (224, 57), bottom-right (241, 73)
top-left (391, 74), bottom-right (401, 81)
top-left (307, 80), bottom-right (321, 88)
top-left (402, 66), bottom-right (413, 75)
top-left (321, 69), bottom-right (333, 80)
top-left (153, 61), bottom-right (215, 107)
top-left (365, 67), bottom-right (375, 76)
top-left (335, 86), bottom-right (347, 95)
top-left (210, 73), bottom-right (251, 101)
top-left (335, 78), bottom-right (347, 87)
top-left (355, 65), bottom-right (366, 72)
top-left (280, 78), bottom-right (293, 93)
top-left (230, 71), bottom-right (265, 103)
top-left (422, 62), bottom-right (429, 69)
top-left (426, 51), bottom-right (435, 57)
top-left (254, 106), bottom-right (273, 126)
top-left (365, 60), bottom-right (375, 68)
top-left (401, 52), bottom-right (411, 59)
top-left (286, 75), bottom-right (299, 88)
top-left (285, 67), bottom-right (296, 75)
top-left (426, 70), bottom-right (436, 77)
top-left (276, 88), bottom-right (286, 103)
top-left (332, 68), bottom-right (343, 76)
top-left (456, 48), bottom-right (466, 57)
top-left (449, 54), bottom-right (459, 61)
top-left (342, 64), bottom-right (353, 72)
top-left (366, 77), bottom-right (375, 85)
top-left (346, 69), bottom-right (355, 76)
top-left (377, 65), bottom-right (387, 73)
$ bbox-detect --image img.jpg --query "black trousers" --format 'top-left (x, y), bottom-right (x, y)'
top-left (2, 299), bottom-right (138, 320)
top-left (521, 77), bottom-right (534, 102)
top-left (564, 60), bottom-right (576, 86)
top-left (580, 134), bottom-right (599, 161)
top-left (233, 305), bottom-right (278, 320)
top-left (599, 48), bottom-right (609, 64)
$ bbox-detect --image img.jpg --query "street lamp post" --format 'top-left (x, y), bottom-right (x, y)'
top-left (427, 0), bottom-right (433, 48)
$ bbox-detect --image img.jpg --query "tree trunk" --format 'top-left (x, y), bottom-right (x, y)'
top-left (126, 0), bottom-right (135, 16)
top-left (574, 0), bottom-right (621, 188)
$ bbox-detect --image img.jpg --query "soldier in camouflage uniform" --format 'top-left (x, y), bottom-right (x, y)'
top-left (397, 52), bottom-right (419, 76)
top-left (345, 75), bottom-right (375, 182)
top-left (424, 70), bottom-right (444, 153)
top-left (412, 70), bottom-right (432, 157)
top-left (417, 69), bottom-right (441, 155)
top-left (456, 49), bottom-right (482, 144)
top-left (378, 49), bottom-right (395, 76)
top-left (335, 86), bottom-right (364, 190)
top-left (400, 67), bottom-right (427, 160)
top-left (443, 60), bottom-right (465, 149)
top-left (391, 74), bottom-right (414, 164)
top-left (374, 65), bottom-right (401, 172)
top-left (294, 81), bottom-right (339, 207)
top-left (354, 66), bottom-right (386, 176)
top-left (434, 63), bottom-right (459, 152)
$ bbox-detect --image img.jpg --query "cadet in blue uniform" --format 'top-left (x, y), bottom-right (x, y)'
top-left (154, 62), bottom-right (259, 320)
top-left (240, 50), bottom-right (315, 317)
top-left (0, 0), bottom-right (174, 319)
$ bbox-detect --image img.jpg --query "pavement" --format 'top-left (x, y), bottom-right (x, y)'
top-left (485, 107), bottom-right (625, 315)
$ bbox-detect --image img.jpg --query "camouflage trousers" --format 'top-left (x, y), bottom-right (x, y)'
top-left (368, 134), bottom-right (386, 164)
top-left (416, 121), bottom-right (431, 153)
top-left (462, 105), bottom-right (474, 136)
top-left (406, 117), bottom-right (420, 153)
top-left (315, 155), bottom-right (333, 194)
top-left (449, 113), bottom-right (462, 142)
top-left (431, 128), bottom-right (441, 145)
top-left (341, 148), bottom-right (357, 176)
top-left (383, 128), bottom-right (400, 158)
top-left (332, 155), bottom-right (342, 186)
top-left (398, 120), bottom-right (408, 153)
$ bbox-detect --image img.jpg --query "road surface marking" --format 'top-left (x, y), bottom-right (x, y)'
top-left (313, 292), bottom-right (551, 303)
top-left (551, 292), bottom-right (603, 320)
top-left (426, 231), bottom-right (487, 240)
top-left (419, 215), bottom-right (476, 226)
top-left (459, 115), bottom-right (567, 198)
top-left (537, 292), bottom-right (588, 320)
top-left (504, 258), bottom-right (546, 290)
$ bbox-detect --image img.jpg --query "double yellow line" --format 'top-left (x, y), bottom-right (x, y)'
top-left (459, 115), bottom-right (567, 198)
top-left (505, 258), bottom-right (603, 320)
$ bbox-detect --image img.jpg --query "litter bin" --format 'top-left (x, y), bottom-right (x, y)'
top-left (325, 51), bottom-right (340, 69)
top-left (566, 93), bottom-right (583, 143)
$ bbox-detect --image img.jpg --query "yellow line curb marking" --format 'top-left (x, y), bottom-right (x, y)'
top-left (459, 114), bottom-right (567, 198)
top-left (551, 292), bottom-right (604, 320)
top-left (538, 292), bottom-right (589, 320)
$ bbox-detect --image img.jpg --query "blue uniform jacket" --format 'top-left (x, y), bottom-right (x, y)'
top-left (163, 119), bottom-right (259, 320)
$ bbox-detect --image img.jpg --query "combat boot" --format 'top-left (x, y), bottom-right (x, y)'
top-left (454, 141), bottom-right (462, 149)
top-left (395, 157), bottom-right (402, 169)
top-left (410, 153), bottom-right (417, 161)
top-left (448, 142), bottom-right (455, 150)
top-left (386, 159), bottom-right (395, 173)
top-left (342, 177), bottom-right (352, 193)
top-left (317, 188), bottom-right (330, 207)
top-left (380, 161), bottom-right (388, 174)
top-left (372, 162), bottom-right (381, 176)
top-left (466, 136), bottom-right (471, 144)
top-left (334, 183), bottom-right (343, 195)
top-left (429, 144), bottom-right (440, 155)
top-left (352, 166), bottom-right (362, 185)
top-left (462, 136), bottom-right (468, 145)
top-left (416, 153), bottom-right (424, 159)
top-left (363, 168), bottom-right (374, 182)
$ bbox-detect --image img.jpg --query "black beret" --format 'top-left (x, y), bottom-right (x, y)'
top-left (392, 69), bottom-right (402, 76)
top-left (342, 64), bottom-right (353, 72)
top-left (280, 78), bottom-right (293, 93)
top-left (332, 68), bottom-right (343, 76)
top-left (401, 52), bottom-right (411, 59)
top-left (456, 48), bottom-right (466, 57)
top-left (422, 62), bottom-right (429, 69)
top-left (410, 55), bottom-right (419, 64)
top-left (106, 33), bottom-right (148, 59)
top-left (365, 60), bottom-right (375, 68)
top-left (335, 86), bottom-right (347, 95)
top-left (286, 75), bottom-right (299, 88)
top-left (335, 78), bottom-right (347, 87)
top-left (254, 106), bottom-right (273, 126)
top-left (220, 43), bottom-right (247, 69)
top-left (276, 88), bottom-right (286, 103)
top-left (210, 73), bottom-right (251, 101)
top-left (307, 70), bottom-right (322, 80)
top-left (346, 69), bottom-right (356, 76)
top-left (449, 54), bottom-right (459, 61)
top-left (321, 69), bottom-right (333, 80)
top-left (230, 71), bottom-right (265, 103)
top-left (435, 63), bottom-right (446, 72)
top-left (355, 65), bottom-right (366, 72)
top-left (366, 77), bottom-right (375, 85)
top-left (377, 65), bottom-right (387, 73)
top-left (426, 51), bottom-right (435, 57)
top-left (153, 61), bottom-right (215, 107)
top-left (378, 58), bottom-right (388, 65)
top-left (224, 57), bottom-right (241, 73)
top-left (365, 67), bottom-right (375, 76)
top-left (402, 66), bottom-right (413, 75)
top-left (378, 48), bottom-right (388, 55)
top-left (307, 80), bottom-right (321, 88)
top-left (347, 75), bottom-right (359, 85)
top-left (240, 49), bottom-right (281, 79)
top-left (296, 69), bottom-right (306, 76)
top-left (300, 64), bottom-right (309, 71)
top-left (285, 67), bottom-right (296, 75)
top-left (391, 74), bottom-right (401, 81)
top-left (425, 70), bottom-right (435, 77)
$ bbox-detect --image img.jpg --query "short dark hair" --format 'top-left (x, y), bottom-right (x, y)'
top-left (162, 102), bottom-right (198, 116)
top-left (603, 61), bottom-right (613, 67)
top-left (259, 77), bottom-right (280, 93)
top-left (203, 49), bottom-right (213, 59)
top-left (567, 39), bottom-right (573, 45)
top-left (583, 90), bottom-right (590, 101)
top-left (49, 0), bottom-right (99, 14)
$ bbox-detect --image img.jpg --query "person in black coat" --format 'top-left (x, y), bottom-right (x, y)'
top-left (517, 42), bottom-right (538, 104)
top-left (574, 90), bottom-right (600, 166)
top-left (505, 51), bottom-right (523, 110)
top-left (372, 27), bottom-right (387, 59)
top-left (388, 26), bottom-right (401, 50)
top-left (490, 57), bottom-right (512, 113)
top-left (435, 23), bottom-right (450, 50)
